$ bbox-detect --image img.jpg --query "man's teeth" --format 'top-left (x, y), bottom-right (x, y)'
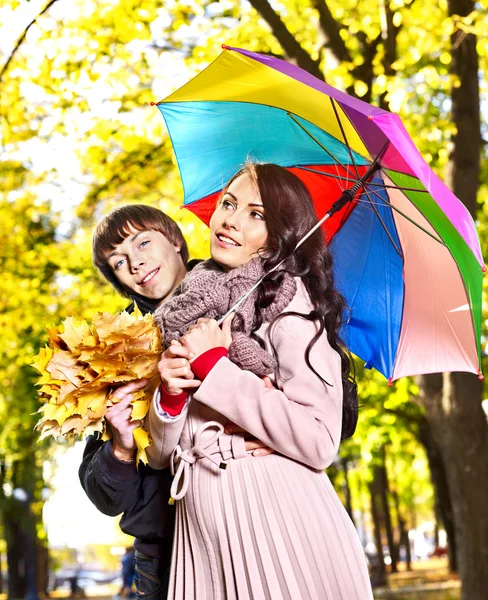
top-left (218, 234), bottom-right (239, 246)
top-left (142, 269), bottom-right (157, 283)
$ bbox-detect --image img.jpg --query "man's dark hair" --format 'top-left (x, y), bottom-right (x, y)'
top-left (92, 204), bottom-right (189, 297)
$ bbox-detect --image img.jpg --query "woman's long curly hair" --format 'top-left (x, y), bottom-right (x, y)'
top-left (223, 163), bottom-right (358, 440)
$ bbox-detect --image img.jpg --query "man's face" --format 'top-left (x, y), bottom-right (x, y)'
top-left (106, 227), bottom-right (186, 303)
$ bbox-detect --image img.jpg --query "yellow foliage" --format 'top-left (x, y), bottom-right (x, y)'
top-left (32, 307), bottom-right (162, 465)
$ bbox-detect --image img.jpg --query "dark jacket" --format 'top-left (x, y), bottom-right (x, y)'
top-left (79, 436), bottom-right (174, 558)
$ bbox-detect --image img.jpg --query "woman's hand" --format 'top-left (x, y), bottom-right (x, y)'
top-left (225, 376), bottom-right (276, 457)
top-left (181, 314), bottom-right (234, 360)
top-left (106, 379), bottom-right (148, 462)
top-left (158, 340), bottom-right (201, 395)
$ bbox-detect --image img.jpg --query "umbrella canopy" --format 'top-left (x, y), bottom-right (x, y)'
top-left (153, 45), bottom-right (484, 382)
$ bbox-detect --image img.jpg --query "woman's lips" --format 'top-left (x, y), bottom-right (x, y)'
top-left (215, 233), bottom-right (241, 249)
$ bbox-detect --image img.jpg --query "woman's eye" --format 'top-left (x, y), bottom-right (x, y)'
top-left (251, 211), bottom-right (265, 220)
top-left (114, 259), bottom-right (125, 270)
top-left (139, 240), bottom-right (149, 248)
top-left (222, 199), bottom-right (235, 209)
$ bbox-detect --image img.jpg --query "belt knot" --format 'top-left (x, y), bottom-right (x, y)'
top-left (169, 421), bottom-right (227, 503)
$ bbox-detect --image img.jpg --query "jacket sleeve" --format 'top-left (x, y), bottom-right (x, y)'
top-left (145, 387), bottom-right (189, 470)
top-left (79, 436), bottom-right (143, 516)
top-left (192, 313), bottom-right (343, 470)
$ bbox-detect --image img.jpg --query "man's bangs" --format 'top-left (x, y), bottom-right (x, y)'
top-left (97, 217), bottom-right (153, 256)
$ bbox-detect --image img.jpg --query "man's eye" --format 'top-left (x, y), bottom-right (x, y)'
top-left (115, 259), bottom-right (125, 270)
top-left (139, 240), bottom-right (149, 248)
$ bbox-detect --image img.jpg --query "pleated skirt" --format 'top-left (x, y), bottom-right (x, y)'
top-left (167, 450), bottom-right (373, 600)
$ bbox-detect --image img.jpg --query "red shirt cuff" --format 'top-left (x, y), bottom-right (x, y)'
top-left (159, 386), bottom-right (188, 416)
top-left (191, 347), bottom-right (229, 381)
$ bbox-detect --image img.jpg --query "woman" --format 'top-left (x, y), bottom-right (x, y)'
top-left (145, 163), bottom-right (373, 599)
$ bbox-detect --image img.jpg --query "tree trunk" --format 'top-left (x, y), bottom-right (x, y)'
top-left (5, 511), bottom-right (27, 599)
top-left (392, 489), bottom-right (411, 571)
top-left (418, 418), bottom-right (458, 571)
top-left (341, 457), bottom-right (355, 526)
top-left (377, 451), bottom-right (398, 573)
top-left (369, 478), bottom-right (387, 587)
top-left (418, 373), bottom-right (488, 600)
top-left (417, 3), bottom-right (488, 599)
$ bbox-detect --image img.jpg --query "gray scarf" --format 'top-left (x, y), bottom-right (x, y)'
top-left (155, 258), bottom-right (297, 376)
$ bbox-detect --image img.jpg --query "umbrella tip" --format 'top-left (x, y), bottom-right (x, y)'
top-left (222, 44), bottom-right (229, 50)
top-left (387, 377), bottom-right (393, 387)
top-left (368, 114), bottom-right (374, 121)
top-left (483, 264), bottom-right (487, 273)
top-left (150, 102), bottom-right (156, 106)
top-left (478, 369), bottom-right (484, 381)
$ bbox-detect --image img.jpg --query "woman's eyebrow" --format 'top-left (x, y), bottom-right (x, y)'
top-left (223, 192), bottom-right (238, 202)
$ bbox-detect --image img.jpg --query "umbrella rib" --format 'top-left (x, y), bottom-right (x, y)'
top-left (286, 112), bottom-right (359, 182)
top-left (366, 181), bottom-right (429, 193)
top-left (296, 166), bottom-right (363, 183)
top-left (330, 98), bottom-right (361, 181)
top-left (360, 187), bottom-right (404, 258)
top-left (361, 184), bottom-right (447, 246)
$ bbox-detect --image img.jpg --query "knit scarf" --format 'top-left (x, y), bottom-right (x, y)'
top-left (155, 257), bottom-right (297, 376)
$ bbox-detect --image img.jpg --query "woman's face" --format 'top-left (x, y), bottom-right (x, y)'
top-left (209, 173), bottom-right (268, 270)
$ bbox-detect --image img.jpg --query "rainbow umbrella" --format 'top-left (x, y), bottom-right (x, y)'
top-left (153, 45), bottom-right (484, 383)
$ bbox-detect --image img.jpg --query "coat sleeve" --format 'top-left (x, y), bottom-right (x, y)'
top-left (192, 314), bottom-right (343, 470)
top-left (145, 386), bottom-right (189, 470)
top-left (79, 436), bottom-right (143, 516)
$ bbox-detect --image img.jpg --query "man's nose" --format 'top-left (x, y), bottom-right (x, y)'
top-left (129, 253), bottom-right (145, 273)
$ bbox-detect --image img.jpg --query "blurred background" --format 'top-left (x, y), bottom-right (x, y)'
top-left (1, 1), bottom-right (488, 599)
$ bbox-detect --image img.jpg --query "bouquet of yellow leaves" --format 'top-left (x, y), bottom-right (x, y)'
top-left (32, 307), bottom-right (162, 465)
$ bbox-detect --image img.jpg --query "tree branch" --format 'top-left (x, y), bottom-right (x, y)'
top-left (311, 0), bottom-right (351, 63)
top-left (247, 0), bottom-right (324, 80)
top-left (0, 0), bottom-right (60, 85)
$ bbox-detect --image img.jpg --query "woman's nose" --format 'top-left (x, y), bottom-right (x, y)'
top-left (223, 211), bottom-right (240, 230)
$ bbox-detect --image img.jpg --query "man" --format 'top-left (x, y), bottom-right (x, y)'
top-left (79, 205), bottom-right (271, 599)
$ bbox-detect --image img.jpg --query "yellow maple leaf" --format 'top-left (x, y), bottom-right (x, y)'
top-left (32, 347), bottom-right (53, 375)
top-left (59, 317), bottom-right (93, 353)
top-left (33, 308), bottom-right (160, 455)
top-left (133, 426), bottom-right (152, 465)
top-left (130, 399), bottom-right (150, 421)
top-left (84, 418), bottom-right (105, 438)
top-left (74, 389), bottom-right (107, 417)
top-left (41, 402), bottom-right (76, 425)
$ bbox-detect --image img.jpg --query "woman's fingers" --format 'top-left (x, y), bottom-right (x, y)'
top-left (224, 423), bottom-right (246, 435)
top-left (244, 439), bottom-right (275, 457)
top-left (244, 440), bottom-right (267, 452)
top-left (165, 342), bottom-right (193, 360)
top-left (159, 360), bottom-right (193, 378)
top-left (163, 378), bottom-right (202, 395)
top-left (252, 447), bottom-right (275, 457)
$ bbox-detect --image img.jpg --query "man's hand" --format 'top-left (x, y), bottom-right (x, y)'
top-left (181, 314), bottom-right (234, 360)
top-left (106, 379), bottom-right (148, 462)
top-left (224, 376), bottom-right (276, 457)
top-left (158, 340), bottom-right (201, 395)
